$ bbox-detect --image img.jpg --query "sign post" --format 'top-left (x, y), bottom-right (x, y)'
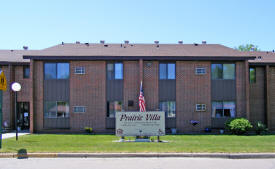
top-left (0, 90), bottom-right (2, 149)
top-left (11, 82), bottom-right (21, 141)
top-left (0, 70), bottom-right (7, 149)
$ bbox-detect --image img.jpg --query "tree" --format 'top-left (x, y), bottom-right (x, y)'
top-left (235, 44), bottom-right (260, 51)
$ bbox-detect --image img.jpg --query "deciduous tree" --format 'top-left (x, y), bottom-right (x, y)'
top-left (235, 44), bottom-right (260, 51)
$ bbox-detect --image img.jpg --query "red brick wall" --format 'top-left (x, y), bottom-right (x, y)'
top-left (33, 61), bottom-right (44, 132)
top-left (249, 67), bottom-right (266, 124)
top-left (70, 61), bottom-right (106, 132)
top-left (236, 61), bottom-right (246, 118)
top-left (1, 65), bottom-right (13, 128)
top-left (176, 61), bottom-right (211, 132)
top-left (268, 67), bottom-right (275, 130)
top-left (1, 65), bottom-right (31, 129)
top-left (29, 60), bottom-right (251, 133)
top-left (123, 61), bottom-right (139, 111)
top-left (29, 60), bottom-right (34, 133)
top-left (14, 66), bottom-right (31, 102)
top-left (143, 61), bottom-right (159, 111)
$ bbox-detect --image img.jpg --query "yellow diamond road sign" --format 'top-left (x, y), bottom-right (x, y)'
top-left (0, 71), bottom-right (7, 91)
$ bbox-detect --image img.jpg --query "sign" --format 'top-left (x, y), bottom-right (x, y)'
top-left (0, 71), bottom-right (7, 91)
top-left (116, 111), bottom-right (165, 137)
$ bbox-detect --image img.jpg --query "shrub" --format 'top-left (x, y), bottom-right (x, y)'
top-left (84, 127), bottom-right (93, 133)
top-left (225, 118), bottom-right (253, 135)
top-left (255, 121), bottom-right (268, 135)
top-left (225, 118), bottom-right (234, 131)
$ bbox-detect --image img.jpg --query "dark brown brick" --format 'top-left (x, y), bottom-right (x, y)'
top-left (70, 61), bottom-right (106, 132)
top-left (176, 61), bottom-right (211, 133)
top-left (143, 61), bottom-right (159, 111)
top-left (123, 61), bottom-right (139, 111)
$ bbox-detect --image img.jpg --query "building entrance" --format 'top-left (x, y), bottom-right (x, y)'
top-left (17, 102), bottom-right (30, 130)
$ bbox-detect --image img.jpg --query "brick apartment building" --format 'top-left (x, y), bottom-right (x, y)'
top-left (0, 41), bottom-right (275, 133)
top-left (0, 49), bottom-right (34, 132)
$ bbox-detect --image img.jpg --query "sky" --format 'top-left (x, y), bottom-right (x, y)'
top-left (0, 0), bottom-right (274, 51)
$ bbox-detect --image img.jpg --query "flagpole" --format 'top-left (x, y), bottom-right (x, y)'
top-left (140, 81), bottom-right (142, 112)
top-left (137, 80), bottom-right (150, 141)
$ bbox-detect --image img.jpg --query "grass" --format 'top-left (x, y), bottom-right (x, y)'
top-left (1, 134), bottom-right (275, 153)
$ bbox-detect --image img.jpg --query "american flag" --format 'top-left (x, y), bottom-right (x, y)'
top-left (139, 81), bottom-right (146, 112)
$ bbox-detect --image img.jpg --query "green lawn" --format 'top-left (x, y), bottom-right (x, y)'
top-left (1, 134), bottom-right (275, 153)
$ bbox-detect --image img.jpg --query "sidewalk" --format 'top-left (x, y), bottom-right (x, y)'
top-left (1, 131), bottom-right (30, 139)
top-left (1, 153), bottom-right (275, 159)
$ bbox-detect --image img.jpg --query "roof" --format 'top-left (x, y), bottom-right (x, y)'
top-left (23, 43), bottom-right (255, 61)
top-left (246, 51), bottom-right (275, 65)
top-left (0, 50), bottom-right (37, 65)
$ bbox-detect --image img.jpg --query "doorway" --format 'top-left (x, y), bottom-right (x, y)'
top-left (17, 102), bottom-right (30, 130)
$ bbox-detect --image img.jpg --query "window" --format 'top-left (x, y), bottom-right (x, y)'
top-left (107, 64), bottom-right (114, 80)
top-left (73, 106), bottom-right (86, 113)
top-left (107, 63), bottom-right (123, 80)
top-left (23, 66), bottom-right (30, 78)
top-left (115, 63), bottom-right (123, 79)
top-left (250, 67), bottom-right (256, 83)
top-left (211, 64), bottom-right (223, 79)
top-left (159, 63), bottom-right (175, 79)
top-left (159, 101), bottom-right (176, 117)
top-left (223, 64), bottom-right (235, 79)
top-left (195, 67), bottom-right (206, 75)
top-left (74, 67), bottom-right (85, 74)
top-left (44, 63), bottom-right (56, 79)
top-left (57, 63), bottom-right (70, 79)
top-left (212, 101), bottom-right (235, 118)
top-left (44, 63), bottom-right (69, 80)
top-left (57, 101), bottom-right (69, 117)
top-left (44, 101), bottom-right (69, 118)
top-left (107, 101), bottom-right (123, 118)
top-left (211, 64), bottom-right (235, 80)
top-left (196, 104), bottom-right (206, 111)
top-left (167, 64), bottom-right (175, 79)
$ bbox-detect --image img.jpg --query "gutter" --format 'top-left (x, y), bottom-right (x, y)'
top-left (23, 55), bottom-right (256, 61)
top-left (249, 62), bottom-right (275, 66)
top-left (0, 61), bottom-right (29, 66)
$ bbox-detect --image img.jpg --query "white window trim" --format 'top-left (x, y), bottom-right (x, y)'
top-left (45, 101), bottom-right (70, 118)
top-left (195, 67), bottom-right (206, 75)
top-left (73, 106), bottom-right (86, 113)
top-left (196, 104), bottom-right (206, 111)
top-left (212, 101), bottom-right (236, 118)
top-left (74, 67), bottom-right (85, 74)
top-left (159, 101), bottom-right (176, 118)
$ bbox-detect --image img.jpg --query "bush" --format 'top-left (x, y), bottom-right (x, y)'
top-left (225, 118), bottom-right (253, 135)
top-left (255, 121), bottom-right (268, 135)
top-left (225, 118), bottom-right (234, 131)
top-left (84, 127), bottom-right (93, 133)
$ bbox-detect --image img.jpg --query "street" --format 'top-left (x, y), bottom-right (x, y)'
top-left (0, 158), bottom-right (275, 169)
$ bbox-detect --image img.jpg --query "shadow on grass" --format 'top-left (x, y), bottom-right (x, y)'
top-left (17, 149), bottom-right (28, 159)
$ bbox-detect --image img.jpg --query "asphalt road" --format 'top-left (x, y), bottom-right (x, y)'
top-left (0, 158), bottom-right (275, 169)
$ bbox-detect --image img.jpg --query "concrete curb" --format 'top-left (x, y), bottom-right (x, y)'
top-left (1, 153), bottom-right (275, 159)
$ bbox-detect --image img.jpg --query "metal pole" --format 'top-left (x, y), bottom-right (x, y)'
top-left (0, 90), bottom-right (2, 148)
top-left (15, 92), bottom-right (18, 141)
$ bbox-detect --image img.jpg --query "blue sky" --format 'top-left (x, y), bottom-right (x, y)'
top-left (0, 0), bottom-right (274, 50)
